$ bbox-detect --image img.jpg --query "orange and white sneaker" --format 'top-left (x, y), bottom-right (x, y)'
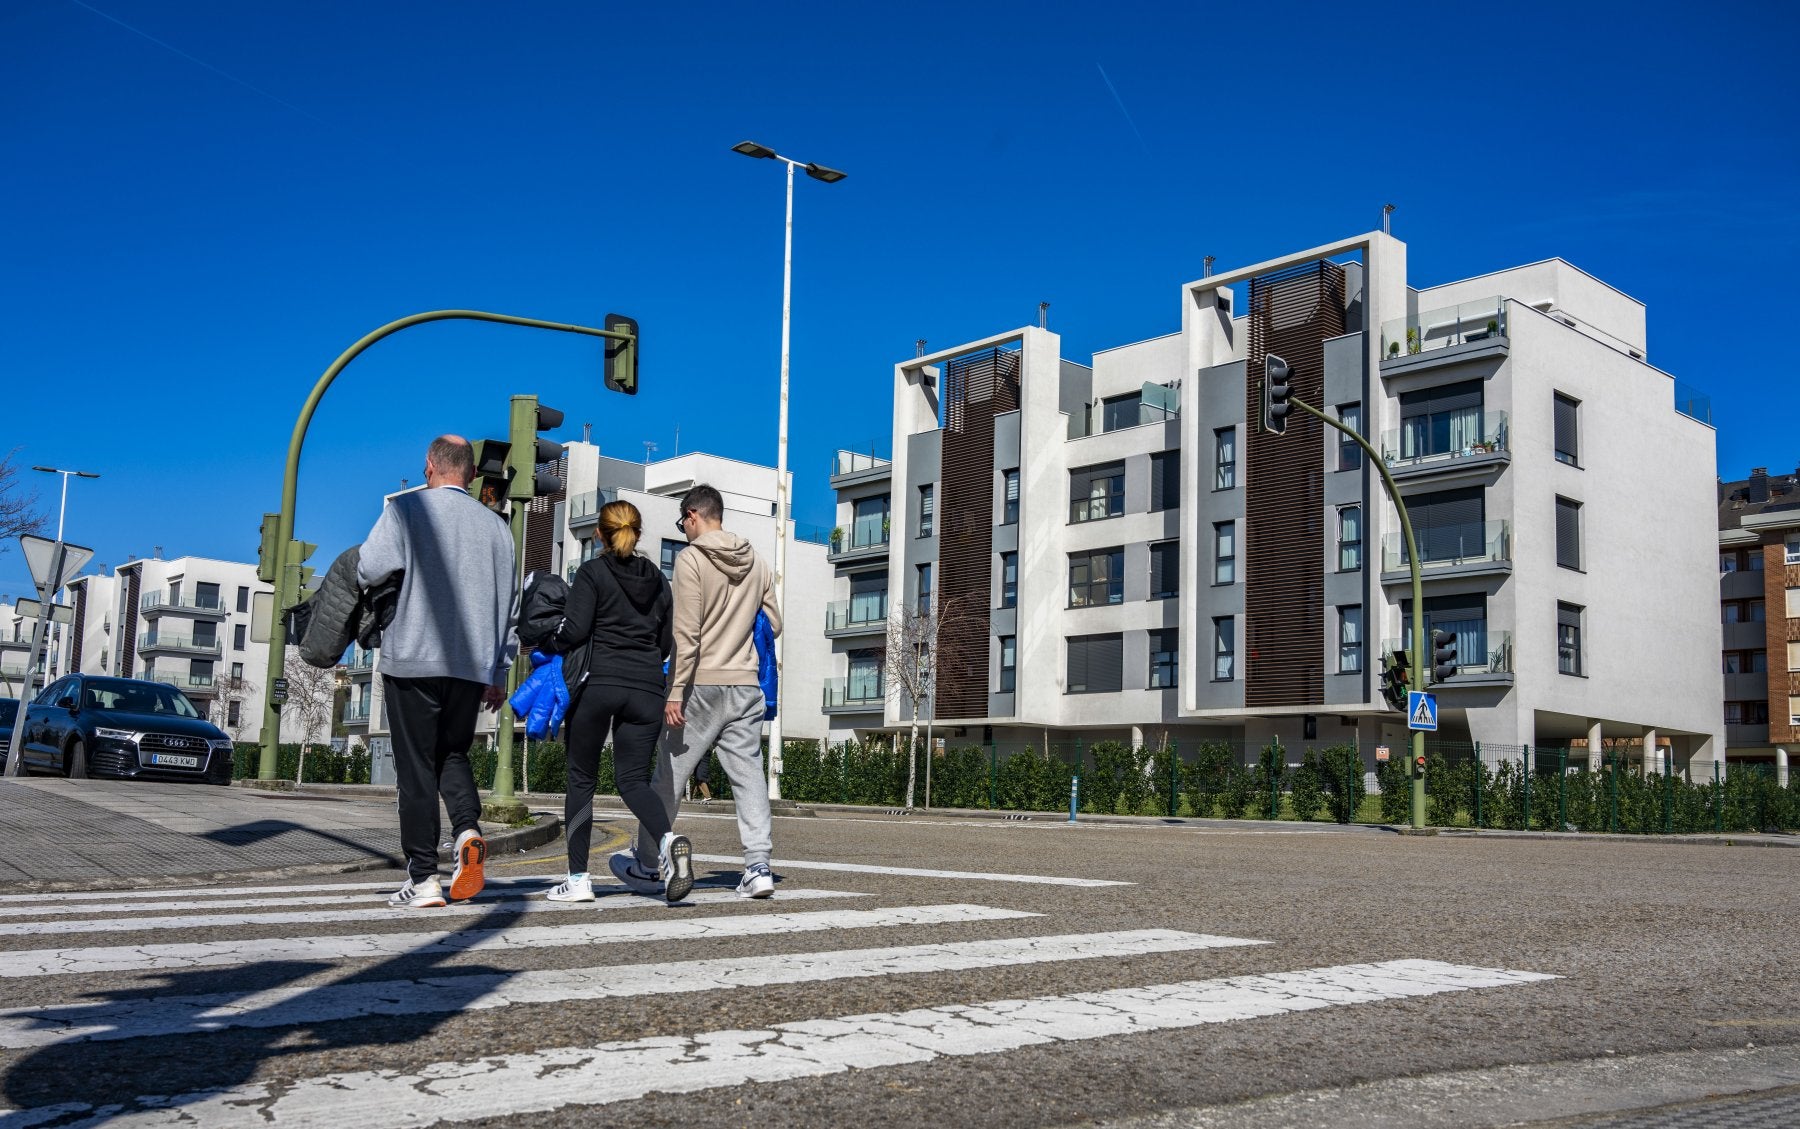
top-left (449, 829), bottom-right (486, 901)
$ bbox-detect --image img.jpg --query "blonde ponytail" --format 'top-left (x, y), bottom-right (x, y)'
top-left (598, 500), bottom-right (642, 558)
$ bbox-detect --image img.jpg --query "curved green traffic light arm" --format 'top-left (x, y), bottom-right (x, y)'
top-left (258, 310), bottom-right (636, 781)
top-left (1286, 395), bottom-right (1428, 830)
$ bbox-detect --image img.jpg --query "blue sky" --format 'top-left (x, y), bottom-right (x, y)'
top-left (3, 0), bottom-right (1797, 602)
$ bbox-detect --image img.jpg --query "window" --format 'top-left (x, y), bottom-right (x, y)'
top-left (1101, 393), bottom-right (1143, 432)
top-left (849, 571), bottom-right (887, 624)
top-left (1069, 548), bottom-right (1124, 607)
top-left (1338, 605), bottom-right (1363, 673)
top-left (195, 582), bottom-right (221, 610)
top-left (1399, 380), bottom-right (1483, 460)
top-left (1213, 521), bottom-right (1236, 585)
top-left (1000, 552), bottom-right (1018, 608)
top-left (236, 586), bottom-right (249, 614)
top-left (1212, 617), bottom-right (1235, 681)
top-left (1002, 469), bottom-right (1020, 524)
top-left (227, 700), bottom-right (241, 727)
top-left (1748, 550), bottom-right (1764, 571)
top-left (1338, 506), bottom-right (1362, 571)
top-left (1555, 496), bottom-right (1582, 571)
top-left (193, 622), bottom-right (218, 648)
top-left (847, 649), bottom-right (882, 702)
top-left (190, 659), bottom-right (213, 685)
top-left (659, 539), bottom-right (686, 580)
top-left (1066, 633), bottom-right (1123, 694)
top-left (1402, 594), bottom-right (1489, 676)
top-left (233, 624), bottom-right (247, 651)
top-left (1720, 552), bottom-right (1740, 573)
top-left (1337, 403), bottom-right (1362, 470)
top-left (1787, 535), bottom-right (1800, 565)
top-left (1150, 450), bottom-right (1180, 512)
top-left (1069, 461), bottom-right (1125, 523)
top-left (1214, 427), bottom-right (1237, 490)
top-left (1725, 701), bottom-right (1769, 725)
top-left (1557, 602), bottom-right (1584, 676)
top-left (917, 564), bottom-right (933, 617)
top-left (1402, 486), bottom-right (1487, 564)
top-left (1791, 694), bottom-right (1800, 726)
top-left (918, 485), bottom-right (934, 537)
top-left (1149, 541), bottom-right (1179, 600)
top-left (1553, 392), bottom-right (1580, 466)
top-left (851, 495), bottom-right (890, 548)
top-left (1149, 628), bottom-right (1179, 689)
top-left (231, 662), bottom-right (244, 680)
top-left (1788, 587), bottom-right (1800, 619)
top-left (1723, 650), bottom-right (1767, 674)
top-left (999, 635), bottom-right (1016, 693)
top-left (1790, 640), bottom-right (1800, 671)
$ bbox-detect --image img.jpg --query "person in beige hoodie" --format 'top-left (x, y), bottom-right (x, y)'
top-left (611, 483), bottom-right (783, 900)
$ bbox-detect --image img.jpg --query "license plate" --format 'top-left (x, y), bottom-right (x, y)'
top-left (151, 754), bottom-right (199, 768)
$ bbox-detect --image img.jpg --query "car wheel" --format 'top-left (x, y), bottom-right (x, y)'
top-left (66, 739), bottom-right (89, 779)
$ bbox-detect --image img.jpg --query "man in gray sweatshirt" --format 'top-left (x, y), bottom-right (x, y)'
top-left (359, 435), bottom-right (517, 908)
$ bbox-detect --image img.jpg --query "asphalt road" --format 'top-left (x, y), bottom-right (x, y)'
top-left (0, 806), bottom-right (1793, 1127)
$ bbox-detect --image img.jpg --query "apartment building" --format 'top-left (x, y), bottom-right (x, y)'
top-left (1718, 464), bottom-right (1800, 785)
top-left (820, 449), bottom-right (896, 740)
top-left (856, 232), bottom-right (1723, 771)
top-left (0, 606), bottom-right (48, 699)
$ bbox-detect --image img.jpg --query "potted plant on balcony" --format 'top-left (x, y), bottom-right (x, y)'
top-left (1406, 327), bottom-right (1421, 355)
top-left (1388, 340), bottom-right (1401, 357)
top-left (1487, 319), bottom-right (1499, 337)
top-left (829, 526), bottom-right (843, 550)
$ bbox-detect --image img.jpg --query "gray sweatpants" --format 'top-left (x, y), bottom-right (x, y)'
top-left (635, 684), bottom-right (772, 870)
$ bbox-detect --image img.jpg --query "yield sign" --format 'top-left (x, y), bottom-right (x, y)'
top-left (20, 534), bottom-right (94, 600)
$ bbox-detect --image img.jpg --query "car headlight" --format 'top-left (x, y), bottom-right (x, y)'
top-left (209, 738), bottom-right (233, 751)
top-left (94, 727), bottom-right (141, 742)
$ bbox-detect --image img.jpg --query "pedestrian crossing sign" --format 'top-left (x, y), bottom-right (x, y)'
top-left (1407, 691), bottom-right (1438, 732)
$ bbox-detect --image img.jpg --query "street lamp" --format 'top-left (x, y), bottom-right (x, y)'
top-left (32, 466), bottom-right (98, 679)
top-left (731, 140), bottom-right (847, 801)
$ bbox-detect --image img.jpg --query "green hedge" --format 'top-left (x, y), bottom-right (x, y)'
top-left (231, 742), bottom-right (370, 785)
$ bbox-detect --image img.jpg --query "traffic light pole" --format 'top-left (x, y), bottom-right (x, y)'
top-left (257, 310), bottom-right (636, 784)
top-left (1285, 397), bottom-right (1427, 830)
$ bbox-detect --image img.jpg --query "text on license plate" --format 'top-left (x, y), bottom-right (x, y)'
top-left (151, 754), bottom-right (199, 768)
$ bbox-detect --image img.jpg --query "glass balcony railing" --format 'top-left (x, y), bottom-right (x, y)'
top-left (1380, 411), bottom-right (1510, 469)
top-left (826, 598), bottom-right (888, 632)
top-left (829, 527), bottom-right (890, 557)
top-left (138, 632), bottom-right (223, 656)
top-left (342, 701), bottom-right (372, 723)
top-left (1381, 520), bottom-right (1511, 574)
top-left (566, 489), bottom-right (619, 526)
top-left (823, 677), bottom-right (885, 709)
top-left (139, 591), bottom-right (227, 614)
top-left (148, 672), bottom-right (216, 691)
top-left (1382, 632), bottom-right (1513, 677)
top-left (346, 649), bottom-right (376, 671)
top-left (832, 450), bottom-right (890, 478)
top-left (1381, 296), bottom-right (1507, 361)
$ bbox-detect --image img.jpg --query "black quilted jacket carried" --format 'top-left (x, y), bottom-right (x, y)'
top-left (290, 546), bottom-right (401, 669)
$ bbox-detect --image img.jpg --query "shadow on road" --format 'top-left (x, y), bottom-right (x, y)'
top-left (199, 818), bottom-right (403, 866)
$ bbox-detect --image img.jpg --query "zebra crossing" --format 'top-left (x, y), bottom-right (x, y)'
top-left (0, 855), bottom-right (1557, 1127)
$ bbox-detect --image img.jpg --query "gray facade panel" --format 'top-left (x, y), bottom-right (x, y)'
top-left (994, 410), bottom-right (1021, 471)
top-left (988, 691), bottom-right (1016, 717)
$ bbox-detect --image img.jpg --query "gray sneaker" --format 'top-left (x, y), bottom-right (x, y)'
top-left (608, 851), bottom-right (663, 896)
top-left (736, 862), bottom-right (775, 899)
top-left (388, 876), bottom-right (447, 908)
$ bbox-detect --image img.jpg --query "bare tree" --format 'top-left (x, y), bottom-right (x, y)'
top-left (209, 669), bottom-right (260, 743)
top-left (0, 448), bottom-right (45, 555)
top-left (882, 594), bottom-right (981, 809)
top-left (281, 647), bottom-right (338, 783)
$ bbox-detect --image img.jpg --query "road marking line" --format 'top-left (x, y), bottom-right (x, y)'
top-left (0, 886), bottom-right (859, 937)
top-left (0, 929), bottom-right (1264, 1048)
top-left (0, 902), bottom-right (1025, 978)
top-left (0, 889), bottom-right (564, 919)
top-left (692, 855), bottom-right (1130, 887)
top-left (0, 877), bottom-right (558, 904)
top-left (0, 959), bottom-right (1555, 1126)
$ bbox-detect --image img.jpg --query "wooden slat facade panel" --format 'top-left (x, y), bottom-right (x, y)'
top-left (1244, 261), bottom-right (1345, 708)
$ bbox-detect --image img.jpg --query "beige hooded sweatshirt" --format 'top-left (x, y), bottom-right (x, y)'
top-left (666, 529), bottom-right (782, 703)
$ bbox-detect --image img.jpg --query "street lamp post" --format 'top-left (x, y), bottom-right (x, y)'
top-left (31, 466), bottom-right (99, 678)
top-left (731, 140), bottom-right (846, 801)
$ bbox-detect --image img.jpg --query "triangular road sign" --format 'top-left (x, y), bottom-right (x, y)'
top-left (19, 535), bottom-right (94, 599)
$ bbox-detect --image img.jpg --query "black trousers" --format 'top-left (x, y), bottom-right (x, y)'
top-left (384, 675), bottom-right (484, 882)
top-left (565, 683), bottom-right (665, 874)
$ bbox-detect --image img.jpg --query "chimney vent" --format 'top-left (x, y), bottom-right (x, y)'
top-left (1749, 468), bottom-right (1770, 504)
top-left (1203, 255), bottom-right (1215, 277)
top-left (915, 339), bottom-right (926, 358)
top-left (1038, 302), bottom-right (1050, 329)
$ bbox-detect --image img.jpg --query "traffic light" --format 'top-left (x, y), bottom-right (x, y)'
top-left (507, 396), bottom-right (566, 501)
top-left (281, 540), bottom-right (317, 610)
top-left (1380, 649), bottom-right (1410, 711)
top-left (1432, 629), bottom-right (1459, 683)
top-left (1415, 752), bottom-right (1427, 774)
top-left (256, 512), bottom-right (281, 583)
top-left (472, 438), bottom-right (512, 513)
top-left (1261, 353), bottom-right (1292, 435)
top-left (603, 313), bottom-right (639, 395)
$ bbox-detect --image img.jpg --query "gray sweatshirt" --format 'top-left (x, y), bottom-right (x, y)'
top-left (357, 485), bottom-right (518, 684)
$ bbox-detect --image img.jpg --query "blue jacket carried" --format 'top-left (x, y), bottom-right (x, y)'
top-left (755, 609), bottom-right (777, 721)
top-left (508, 649), bottom-right (569, 739)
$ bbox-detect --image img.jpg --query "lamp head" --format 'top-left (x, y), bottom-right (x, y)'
top-left (804, 162), bottom-right (847, 184)
top-left (732, 140), bottom-right (777, 160)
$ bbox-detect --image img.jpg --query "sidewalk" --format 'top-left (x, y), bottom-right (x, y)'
top-left (0, 778), bottom-right (560, 893)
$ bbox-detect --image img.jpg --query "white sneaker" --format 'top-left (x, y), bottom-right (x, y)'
top-left (546, 873), bottom-right (594, 902)
top-left (388, 875), bottom-right (447, 908)
top-left (608, 851), bottom-right (664, 896)
top-left (736, 862), bottom-right (775, 899)
top-left (659, 832), bottom-right (694, 903)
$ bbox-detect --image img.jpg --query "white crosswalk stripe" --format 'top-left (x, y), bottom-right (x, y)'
top-left (688, 854), bottom-right (1132, 886)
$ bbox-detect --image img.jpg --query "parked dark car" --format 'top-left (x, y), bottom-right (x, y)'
top-left (15, 675), bottom-right (233, 785)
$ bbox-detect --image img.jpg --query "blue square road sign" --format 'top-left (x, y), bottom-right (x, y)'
top-left (1407, 691), bottom-right (1438, 732)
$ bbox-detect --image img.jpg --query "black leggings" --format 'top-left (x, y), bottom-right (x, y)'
top-left (564, 684), bottom-right (666, 874)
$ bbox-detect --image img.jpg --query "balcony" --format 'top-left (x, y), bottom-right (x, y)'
top-left (137, 631), bottom-right (223, 657)
top-left (825, 598), bottom-right (888, 637)
top-left (1381, 520), bottom-right (1512, 583)
top-left (1380, 297), bottom-right (1509, 372)
top-left (1380, 412), bottom-right (1510, 481)
top-left (1383, 632), bottom-right (1514, 686)
top-left (343, 701), bottom-right (372, 724)
top-left (346, 649), bottom-right (376, 672)
top-left (823, 677), bottom-right (885, 712)
top-left (148, 672), bottom-right (216, 693)
top-left (139, 591), bottom-right (229, 620)
top-left (828, 528), bottom-right (890, 563)
top-left (830, 449), bottom-right (891, 489)
top-left (566, 489), bottom-right (619, 531)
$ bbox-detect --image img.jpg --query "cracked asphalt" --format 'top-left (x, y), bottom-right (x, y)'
top-left (0, 805), bottom-right (1792, 1127)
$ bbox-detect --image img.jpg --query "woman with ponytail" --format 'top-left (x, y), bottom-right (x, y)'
top-left (547, 499), bottom-right (690, 902)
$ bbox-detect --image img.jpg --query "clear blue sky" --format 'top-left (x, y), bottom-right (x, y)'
top-left (3, 0), bottom-right (1796, 602)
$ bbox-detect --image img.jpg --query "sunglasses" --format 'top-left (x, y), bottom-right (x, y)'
top-left (677, 509), bottom-right (695, 533)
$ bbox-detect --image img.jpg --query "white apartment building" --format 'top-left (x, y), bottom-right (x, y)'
top-left (853, 232), bottom-right (1723, 771)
